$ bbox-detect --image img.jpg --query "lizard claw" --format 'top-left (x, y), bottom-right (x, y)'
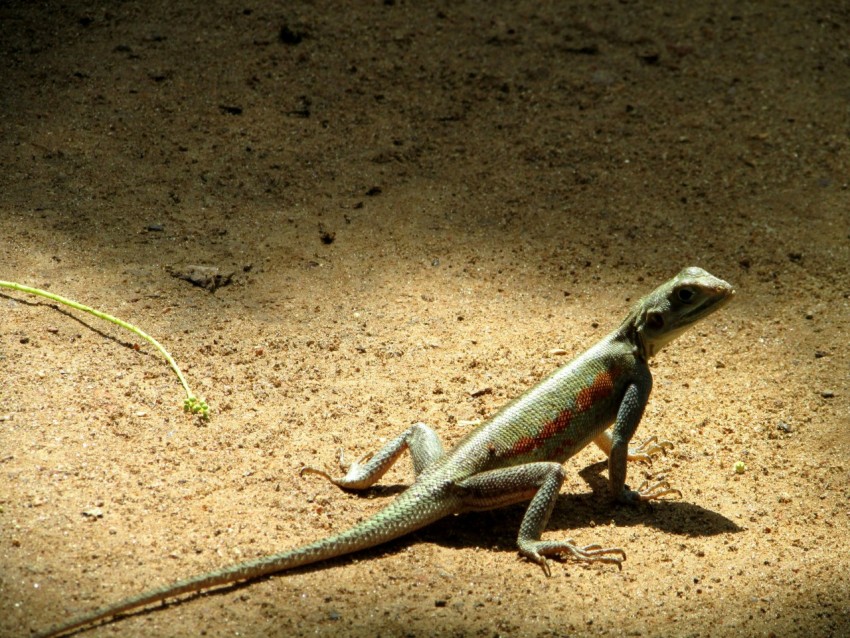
top-left (519, 539), bottom-right (626, 574)
top-left (301, 447), bottom-right (352, 483)
top-left (621, 475), bottom-right (682, 502)
top-left (627, 435), bottom-right (674, 464)
top-left (299, 465), bottom-right (334, 481)
top-left (528, 553), bottom-right (553, 578)
top-left (301, 448), bottom-right (380, 490)
top-left (637, 476), bottom-right (682, 501)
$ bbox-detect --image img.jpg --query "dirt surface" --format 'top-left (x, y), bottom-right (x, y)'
top-left (1, 2), bottom-right (849, 637)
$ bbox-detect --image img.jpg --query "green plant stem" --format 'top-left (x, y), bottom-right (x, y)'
top-left (0, 280), bottom-right (208, 418)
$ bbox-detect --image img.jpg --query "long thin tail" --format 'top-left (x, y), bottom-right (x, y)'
top-left (35, 487), bottom-right (454, 637)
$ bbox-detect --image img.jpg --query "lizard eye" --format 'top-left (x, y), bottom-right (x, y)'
top-left (677, 287), bottom-right (695, 303)
top-left (646, 312), bottom-right (664, 330)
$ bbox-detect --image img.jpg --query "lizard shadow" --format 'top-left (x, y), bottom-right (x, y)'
top-left (414, 460), bottom-right (740, 555)
top-left (572, 460), bottom-right (741, 535)
top-left (340, 483), bottom-right (408, 498)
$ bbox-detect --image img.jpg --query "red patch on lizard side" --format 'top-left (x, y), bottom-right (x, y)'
top-left (575, 368), bottom-right (616, 412)
top-left (503, 366), bottom-right (620, 458)
top-left (507, 408), bottom-right (574, 457)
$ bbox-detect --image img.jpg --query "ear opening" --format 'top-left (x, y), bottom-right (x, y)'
top-left (646, 313), bottom-right (664, 330)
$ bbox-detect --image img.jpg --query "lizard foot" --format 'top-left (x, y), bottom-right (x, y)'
top-left (627, 435), bottom-right (674, 464)
top-left (519, 539), bottom-right (626, 576)
top-left (299, 464), bottom-right (334, 481)
top-left (621, 475), bottom-right (682, 502)
top-left (300, 449), bottom-right (377, 489)
top-left (300, 447), bottom-right (344, 483)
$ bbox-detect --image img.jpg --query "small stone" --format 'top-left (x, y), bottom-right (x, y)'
top-left (82, 507), bottom-right (104, 519)
top-left (170, 264), bottom-right (234, 292)
top-left (820, 390), bottom-right (835, 398)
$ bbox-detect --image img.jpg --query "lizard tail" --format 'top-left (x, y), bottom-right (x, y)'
top-left (35, 486), bottom-right (455, 638)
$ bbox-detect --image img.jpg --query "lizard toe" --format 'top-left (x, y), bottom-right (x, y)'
top-left (627, 436), bottom-right (674, 464)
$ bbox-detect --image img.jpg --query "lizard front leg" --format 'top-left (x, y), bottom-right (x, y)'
top-left (301, 422), bottom-right (444, 489)
top-left (456, 463), bottom-right (626, 575)
top-left (608, 379), bottom-right (681, 502)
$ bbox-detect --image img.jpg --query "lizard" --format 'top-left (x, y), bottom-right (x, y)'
top-left (33, 266), bottom-right (734, 638)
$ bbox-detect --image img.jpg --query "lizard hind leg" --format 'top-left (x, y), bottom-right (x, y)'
top-left (300, 422), bottom-right (444, 490)
top-left (455, 462), bottom-right (626, 576)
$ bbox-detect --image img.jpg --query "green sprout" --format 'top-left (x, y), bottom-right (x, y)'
top-left (0, 280), bottom-right (209, 419)
top-left (183, 396), bottom-right (209, 417)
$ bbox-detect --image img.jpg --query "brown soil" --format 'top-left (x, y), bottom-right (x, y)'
top-left (2, 2), bottom-right (848, 637)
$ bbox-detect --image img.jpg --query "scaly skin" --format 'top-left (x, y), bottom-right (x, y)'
top-left (33, 266), bottom-right (734, 637)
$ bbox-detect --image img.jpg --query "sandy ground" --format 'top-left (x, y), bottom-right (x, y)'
top-left (1, 2), bottom-right (849, 637)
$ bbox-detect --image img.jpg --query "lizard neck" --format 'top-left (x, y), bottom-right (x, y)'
top-left (615, 309), bottom-right (650, 361)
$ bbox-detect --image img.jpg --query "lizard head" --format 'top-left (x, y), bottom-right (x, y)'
top-left (625, 267), bottom-right (735, 359)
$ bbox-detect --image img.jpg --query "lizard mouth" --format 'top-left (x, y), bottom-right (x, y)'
top-left (675, 285), bottom-right (735, 330)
